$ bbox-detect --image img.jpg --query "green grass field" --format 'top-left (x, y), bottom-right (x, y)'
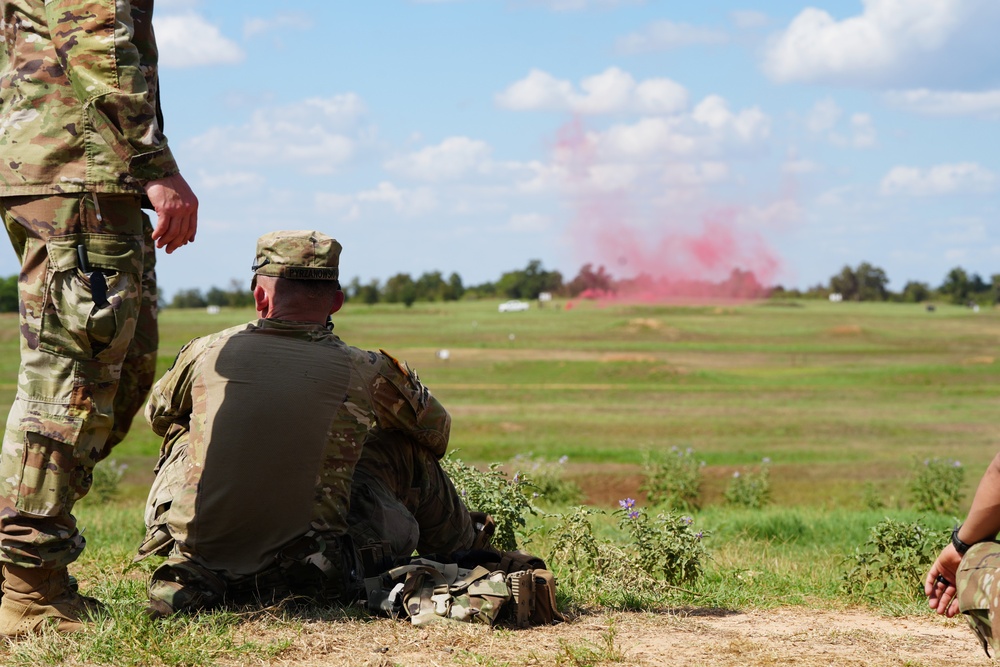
top-left (1, 296), bottom-right (996, 508)
top-left (0, 298), bottom-right (993, 665)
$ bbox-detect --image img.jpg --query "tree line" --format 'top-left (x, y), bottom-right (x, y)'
top-left (771, 263), bottom-right (1000, 305)
top-left (0, 261), bottom-right (995, 312)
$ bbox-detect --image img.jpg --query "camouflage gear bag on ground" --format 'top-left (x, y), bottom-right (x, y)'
top-left (364, 551), bottom-right (563, 628)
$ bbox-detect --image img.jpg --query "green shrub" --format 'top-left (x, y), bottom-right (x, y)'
top-left (89, 459), bottom-right (127, 504)
top-left (617, 499), bottom-right (708, 586)
top-left (724, 459), bottom-right (772, 509)
top-left (842, 518), bottom-right (942, 600)
top-left (639, 447), bottom-right (703, 511)
top-left (441, 455), bottom-right (539, 551)
top-left (511, 453), bottom-right (583, 506)
top-left (908, 457), bottom-right (964, 515)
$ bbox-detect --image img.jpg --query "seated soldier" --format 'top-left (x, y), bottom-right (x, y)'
top-left (134, 230), bottom-right (491, 616)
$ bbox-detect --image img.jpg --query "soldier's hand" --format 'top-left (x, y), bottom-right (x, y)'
top-left (144, 173), bottom-right (199, 254)
top-left (925, 545), bottom-right (962, 617)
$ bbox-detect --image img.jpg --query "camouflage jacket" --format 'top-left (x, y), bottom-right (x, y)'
top-left (144, 319), bottom-right (451, 577)
top-left (0, 0), bottom-right (178, 195)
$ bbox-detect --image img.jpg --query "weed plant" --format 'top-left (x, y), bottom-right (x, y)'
top-left (616, 499), bottom-right (708, 586)
top-left (510, 453), bottom-right (584, 506)
top-left (441, 454), bottom-right (539, 551)
top-left (724, 459), bottom-right (772, 509)
top-left (842, 518), bottom-right (944, 602)
top-left (639, 446), bottom-right (703, 511)
top-left (89, 460), bottom-right (128, 505)
top-left (908, 457), bottom-right (965, 515)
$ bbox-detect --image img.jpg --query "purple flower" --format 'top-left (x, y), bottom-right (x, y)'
top-left (619, 497), bottom-right (636, 509)
top-left (681, 515), bottom-right (693, 525)
top-left (628, 510), bottom-right (641, 520)
top-left (695, 531), bottom-right (704, 539)
top-left (558, 455), bottom-right (569, 465)
top-left (513, 473), bottom-right (520, 483)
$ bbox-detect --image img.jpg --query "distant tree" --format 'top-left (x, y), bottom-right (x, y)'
top-left (830, 262), bottom-right (888, 301)
top-left (0, 275), bottom-right (17, 313)
top-left (939, 267), bottom-right (970, 305)
top-left (360, 279), bottom-right (380, 305)
top-left (566, 263), bottom-right (614, 297)
top-left (900, 281), bottom-right (931, 303)
top-left (205, 286), bottom-right (228, 307)
top-left (855, 262), bottom-right (889, 301)
top-left (444, 272), bottom-right (464, 301)
top-left (383, 273), bottom-right (417, 307)
top-left (497, 260), bottom-right (562, 299)
top-left (170, 288), bottom-right (207, 309)
top-left (829, 265), bottom-right (859, 300)
top-left (991, 274), bottom-right (1000, 304)
top-left (414, 271), bottom-right (447, 302)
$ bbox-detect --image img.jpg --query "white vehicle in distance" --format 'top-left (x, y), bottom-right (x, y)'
top-left (498, 299), bottom-right (530, 313)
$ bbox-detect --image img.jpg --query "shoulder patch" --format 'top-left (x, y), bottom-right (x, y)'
top-left (380, 349), bottom-right (410, 378)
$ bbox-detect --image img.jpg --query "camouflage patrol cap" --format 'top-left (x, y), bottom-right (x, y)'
top-left (252, 230), bottom-right (342, 283)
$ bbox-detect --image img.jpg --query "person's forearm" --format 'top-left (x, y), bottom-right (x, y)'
top-left (957, 452), bottom-right (1000, 544)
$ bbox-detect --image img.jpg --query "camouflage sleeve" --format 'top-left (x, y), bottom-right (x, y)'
top-left (43, 0), bottom-right (179, 182)
top-left (144, 338), bottom-right (201, 436)
top-left (371, 350), bottom-right (451, 458)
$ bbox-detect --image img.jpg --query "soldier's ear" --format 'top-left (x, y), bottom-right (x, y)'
top-left (253, 284), bottom-right (269, 315)
top-left (330, 290), bottom-right (345, 315)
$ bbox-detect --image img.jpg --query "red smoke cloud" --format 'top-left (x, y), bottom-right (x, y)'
top-left (553, 118), bottom-right (784, 301)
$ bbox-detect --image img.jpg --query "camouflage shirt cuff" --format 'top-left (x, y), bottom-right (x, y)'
top-left (129, 145), bottom-right (180, 184)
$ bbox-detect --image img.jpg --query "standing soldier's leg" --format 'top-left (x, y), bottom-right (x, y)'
top-left (0, 194), bottom-right (144, 635)
top-left (102, 212), bottom-right (158, 456)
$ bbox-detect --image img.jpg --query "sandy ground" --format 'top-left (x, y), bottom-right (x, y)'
top-left (232, 606), bottom-right (992, 667)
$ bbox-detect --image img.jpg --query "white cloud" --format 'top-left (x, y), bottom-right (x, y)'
top-left (155, 13), bottom-right (244, 68)
top-left (616, 20), bottom-right (728, 53)
top-left (805, 99), bottom-right (876, 148)
top-left (885, 88), bottom-right (1000, 118)
top-left (496, 68), bottom-right (688, 115)
top-left (737, 199), bottom-right (804, 230)
top-left (806, 98), bottom-right (842, 133)
top-left (730, 10), bottom-right (769, 30)
top-left (187, 95), bottom-right (366, 174)
top-left (385, 137), bottom-right (493, 182)
top-left (197, 170), bottom-right (265, 190)
top-left (762, 0), bottom-right (1000, 87)
top-left (880, 163), bottom-right (998, 196)
top-left (783, 158), bottom-right (821, 175)
top-left (662, 161), bottom-right (730, 185)
top-left (517, 0), bottom-right (646, 11)
top-left (316, 183), bottom-right (438, 219)
top-left (848, 113), bottom-right (876, 148)
top-left (244, 13), bottom-right (313, 39)
top-left (505, 213), bottom-right (552, 232)
top-left (599, 96), bottom-right (770, 159)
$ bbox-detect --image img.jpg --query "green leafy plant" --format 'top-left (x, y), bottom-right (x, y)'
top-left (908, 457), bottom-right (965, 514)
top-left (842, 518), bottom-right (942, 600)
top-left (616, 499), bottom-right (708, 586)
top-left (639, 447), bottom-right (703, 511)
top-left (546, 506), bottom-right (603, 586)
top-left (724, 459), bottom-right (772, 509)
top-left (511, 452), bottom-right (583, 506)
top-left (441, 454), bottom-right (539, 551)
top-left (89, 459), bottom-right (128, 504)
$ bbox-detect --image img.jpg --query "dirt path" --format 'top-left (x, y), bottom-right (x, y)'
top-left (235, 607), bottom-right (990, 667)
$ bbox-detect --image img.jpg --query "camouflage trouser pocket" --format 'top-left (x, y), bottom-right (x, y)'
top-left (38, 234), bottom-right (143, 363)
top-left (1, 405), bottom-right (85, 518)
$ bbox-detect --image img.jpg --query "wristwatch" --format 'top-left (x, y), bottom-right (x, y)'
top-left (952, 526), bottom-right (973, 555)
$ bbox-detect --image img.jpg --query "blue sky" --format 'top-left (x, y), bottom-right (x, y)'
top-left (8, 0), bottom-right (1000, 297)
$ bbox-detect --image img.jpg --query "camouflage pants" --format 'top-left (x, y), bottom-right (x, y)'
top-left (0, 194), bottom-right (158, 569)
top-left (957, 541), bottom-right (1000, 656)
top-left (138, 430), bottom-right (475, 608)
top-left (347, 431), bottom-right (475, 572)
